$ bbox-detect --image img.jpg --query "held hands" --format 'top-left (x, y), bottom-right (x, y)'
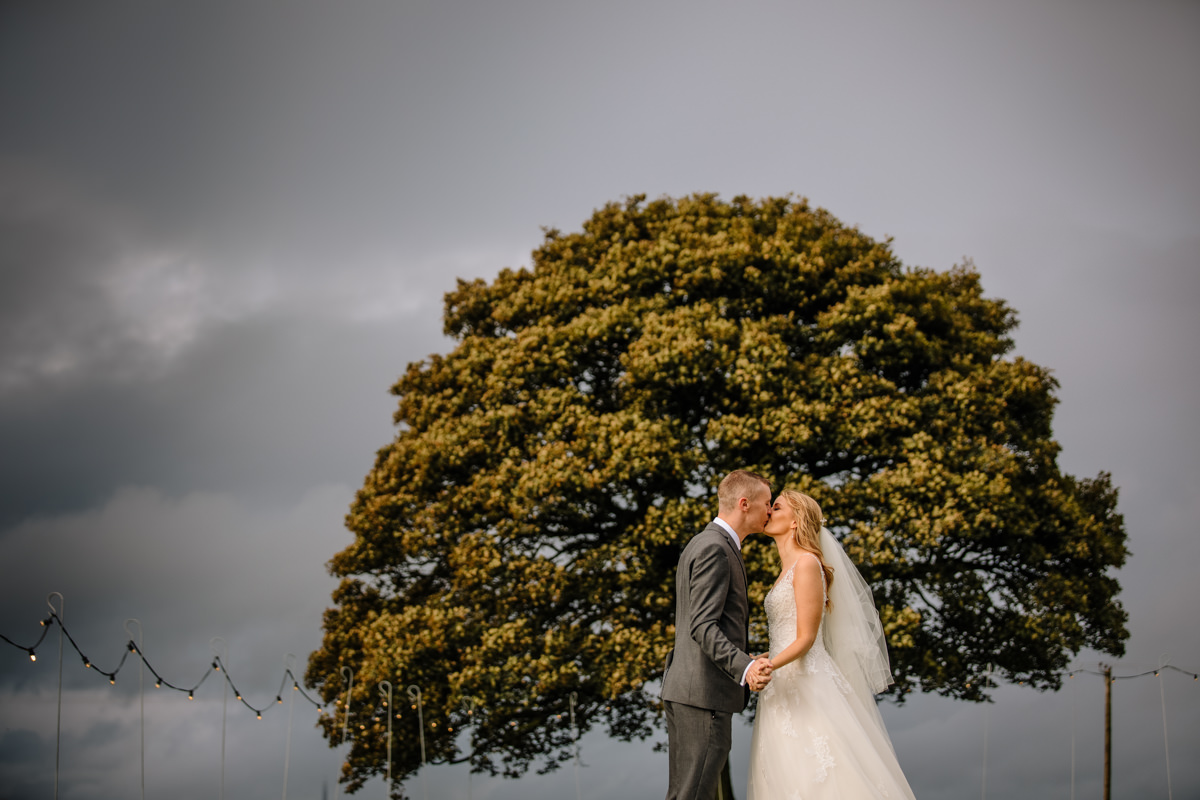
top-left (746, 655), bottom-right (773, 692)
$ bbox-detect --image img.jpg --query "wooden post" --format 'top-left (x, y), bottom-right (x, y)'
top-left (1103, 663), bottom-right (1112, 800)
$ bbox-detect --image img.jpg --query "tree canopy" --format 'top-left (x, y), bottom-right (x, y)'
top-left (306, 193), bottom-right (1129, 796)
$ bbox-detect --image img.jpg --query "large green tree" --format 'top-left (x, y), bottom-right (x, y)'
top-left (307, 194), bottom-right (1128, 796)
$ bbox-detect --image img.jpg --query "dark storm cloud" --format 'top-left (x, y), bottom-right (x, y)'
top-left (0, 299), bottom-right (452, 527)
top-left (0, 161), bottom-right (192, 393)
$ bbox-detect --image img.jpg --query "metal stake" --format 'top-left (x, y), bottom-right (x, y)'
top-left (379, 681), bottom-right (393, 786)
top-left (570, 692), bottom-right (581, 800)
top-left (211, 637), bottom-right (229, 800)
top-left (47, 592), bottom-right (64, 800)
top-left (1158, 654), bottom-right (1173, 800)
top-left (407, 685), bottom-right (426, 800)
top-left (335, 666), bottom-right (354, 799)
top-left (464, 697), bottom-right (478, 800)
top-left (283, 654), bottom-right (297, 800)
top-left (124, 619), bottom-right (145, 800)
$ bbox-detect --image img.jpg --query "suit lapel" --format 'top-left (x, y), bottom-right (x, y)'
top-left (708, 522), bottom-right (748, 587)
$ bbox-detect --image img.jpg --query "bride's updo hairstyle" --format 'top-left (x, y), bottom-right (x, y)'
top-left (778, 489), bottom-right (835, 606)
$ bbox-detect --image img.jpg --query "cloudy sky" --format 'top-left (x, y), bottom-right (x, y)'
top-left (1, 2), bottom-right (1197, 798)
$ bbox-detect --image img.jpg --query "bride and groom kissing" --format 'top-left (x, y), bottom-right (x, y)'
top-left (661, 470), bottom-right (915, 799)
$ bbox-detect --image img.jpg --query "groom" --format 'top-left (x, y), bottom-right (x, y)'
top-left (661, 469), bottom-right (774, 800)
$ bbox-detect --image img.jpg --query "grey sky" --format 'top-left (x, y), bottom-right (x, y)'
top-left (1, 2), bottom-right (1197, 798)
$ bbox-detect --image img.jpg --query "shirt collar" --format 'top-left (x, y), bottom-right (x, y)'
top-left (713, 516), bottom-right (741, 551)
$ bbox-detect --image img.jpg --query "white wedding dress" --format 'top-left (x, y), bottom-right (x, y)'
top-left (746, 555), bottom-right (916, 799)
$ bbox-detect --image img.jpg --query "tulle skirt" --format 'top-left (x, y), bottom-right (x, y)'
top-left (746, 658), bottom-right (915, 799)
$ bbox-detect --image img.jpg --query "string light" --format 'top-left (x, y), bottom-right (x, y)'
top-left (5, 609), bottom-right (1197, 738)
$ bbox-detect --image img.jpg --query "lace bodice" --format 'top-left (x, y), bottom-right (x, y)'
top-left (763, 554), bottom-right (850, 692)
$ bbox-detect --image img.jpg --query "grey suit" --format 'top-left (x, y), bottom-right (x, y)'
top-left (661, 522), bottom-right (755, 800)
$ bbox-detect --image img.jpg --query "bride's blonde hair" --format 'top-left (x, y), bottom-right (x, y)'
top-left (778, 489), bottom-right (834, 606)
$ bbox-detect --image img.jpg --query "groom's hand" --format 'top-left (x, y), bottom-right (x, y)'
top-left (746, 656), bottom-right (773, 691)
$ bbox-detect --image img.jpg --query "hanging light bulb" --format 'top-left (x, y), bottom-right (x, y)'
top-left (109, 677), bottom-right (115, 686)
top-left (213, 660), bottom-right (220, 671)
top-left (155, 680), bottom-right (161, 688)
top-left (276, 695), bottom-right (283, 704)
top-left (28, 650), bottom-right (37, 662)
top-left (83, 658), bottom-right (91, 669)
top-left (257, 712), bottom-right (262, 720)
top-left (188, 690), bottom-right (194, 700)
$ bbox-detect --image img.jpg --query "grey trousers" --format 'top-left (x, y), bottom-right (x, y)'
top-left (664, 699), bottom-right (732, 800)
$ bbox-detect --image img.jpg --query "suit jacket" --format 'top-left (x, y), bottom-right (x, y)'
top-left (660, 522), bottom-right (754, 713)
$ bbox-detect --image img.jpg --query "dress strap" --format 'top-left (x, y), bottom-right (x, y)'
top-left (809, 551), bottom-right (828, 602)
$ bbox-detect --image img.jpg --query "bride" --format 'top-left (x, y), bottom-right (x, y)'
top-left (746, 490), bottom-right (916, 799)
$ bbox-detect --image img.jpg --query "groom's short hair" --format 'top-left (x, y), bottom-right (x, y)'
top-left (717, 470), bottom-right (771, 512)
